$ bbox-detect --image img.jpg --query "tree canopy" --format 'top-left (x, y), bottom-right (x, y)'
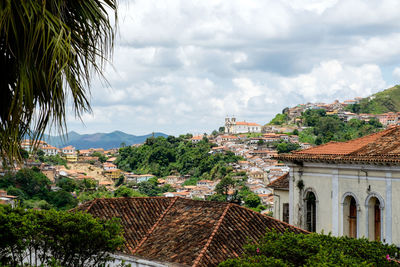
top-left (220, 231), bottom-right (400, 266)
top-left (0, 0), bottom-right (117, 162)
top-left (0, 205), bottom-right (124, 266)
top-left (299, 109), bottom-right (383, 145)
top-left (116, 136), bottom-right (242, 178)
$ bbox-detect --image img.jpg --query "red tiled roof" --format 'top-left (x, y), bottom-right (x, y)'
top-left (236, 121), bottom-right (261, 126)
top-left (74, 197), bottom-right (306, 266)
top-left (267, 173), bottom-right (289, 190)
top-left (276, 127), bottom-right (400, 163)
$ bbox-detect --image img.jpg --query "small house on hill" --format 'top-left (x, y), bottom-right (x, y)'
top-left (75, 197), bottom-right (306, 267)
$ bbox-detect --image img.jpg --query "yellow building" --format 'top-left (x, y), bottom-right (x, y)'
top-left (104, 169), bottom-right (121, 181)
top-left (277, 126), bottom-right (400, 245)
top-left (64, 153), bottom-right (78, 162)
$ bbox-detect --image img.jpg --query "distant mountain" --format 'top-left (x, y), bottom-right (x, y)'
top-left (43, 131), bottom-right (168, 150)
top-left (349, 85), bottom-right (400, 114)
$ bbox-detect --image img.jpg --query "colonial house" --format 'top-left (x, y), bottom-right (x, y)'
top-left (61, 145), bottom-right (77, 162)
top-left (74, 197), bottom-right (306, 266)
top-left (42, 145), bottom-right (59, 156)
top-left (62, 145), bottom-right (76, 154)
top-left (276, 126), bottom-right (400, 245)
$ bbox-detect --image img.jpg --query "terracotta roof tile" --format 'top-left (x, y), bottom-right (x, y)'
top-left (74, 197), bottom-right (306, 266)
top-left (276, 126), bottom-right (400, 163)
top-left (267, 173), bottom-right (289, 190)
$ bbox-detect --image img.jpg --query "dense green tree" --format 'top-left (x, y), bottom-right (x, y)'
top-left (116, 136), bottom-right (242, 179)
top-left (114, 186), bottom-right (145, 197)
top-left (19, 149), bottom-right (29, 159)
top-left (0, 206), bottom-right (124, 266)
top-left (269, 113), bottom-right (289, 125)
top-left (276, 142), bottom-right (301, 154)
top-left (40, 154), bottom-right (68, 167)
top-left (91, 152), bottom-right (107, 163)
top-left (57, 177), bottom-right (78, 193)
top-left (14, 168), bottom-right (51, 199)
top-left (47, 190), bottom-right (78, 210)
top-left (215, 177), bottom-right (236, 196)
top-left (78, 190), bottom-right (113, 203)
top-left (244, 193), bottom-right (261, 208)
top-left (220, 231), bottom-right (400, 266)
top-left (6, 186), bottom-right (26, 200)
top-left (298, 110), bottom-right (382, 145)
top-left (0, 0), bottom-right (117, 162)
top-left (115, 175), bottom-right (125, 187)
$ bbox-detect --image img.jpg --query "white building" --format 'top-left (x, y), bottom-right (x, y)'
top-left (224, 117), bottom-right (261, 134)
top-left (62, 145), bottom-right (76, 154)
top-left (276, 126), bottom-right (400, 245)
top-left (42, 145), bottom-right (59, 156)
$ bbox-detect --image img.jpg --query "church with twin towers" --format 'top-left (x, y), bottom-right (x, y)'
top-left (224, 117), bottom-right (262, 134)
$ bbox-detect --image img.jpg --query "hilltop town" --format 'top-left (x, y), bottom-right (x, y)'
top-left (2, 92), bottom-right (396, 216)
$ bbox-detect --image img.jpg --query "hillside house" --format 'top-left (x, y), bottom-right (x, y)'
top-left (62, 145), bottom-right (75, 154)
top-left (165, 175), bottom-right (187, 185)
top-left (103, 162), bottom-right (117, 171)
top-left (191, 135), bottom-right (203, 143)
top-left (125, 174), bottom-right (155, 183)
top-left (42, 145), bottom-right (59, 156)
top-left (196, 180), bottom-right (217, 190)
top-left (215, 135), bottom-right (239, 144)
top-left (276, 126), bottom-right (400, 245)
top-left (62, 145), bottom-right (77, 162)
top-left (0, 190), bottom-right (17, 207)
top-left (104, 169), bottom-right (121, 181)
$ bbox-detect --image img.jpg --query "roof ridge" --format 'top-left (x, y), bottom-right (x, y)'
top-left (86, 198), bottom-right (99, 212)
top-left (131, 196), bottom-right (179, 254)
top-left (267, 172), bottom-right (289, 188)
top-left (192, 203), bottom-right (232, 267)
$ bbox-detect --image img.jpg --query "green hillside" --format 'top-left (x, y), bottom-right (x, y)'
top-left (347, 85), bottom-right (400, 114)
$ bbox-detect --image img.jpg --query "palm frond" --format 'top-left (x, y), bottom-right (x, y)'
top-left (0, 0), bottom-right (117, 164)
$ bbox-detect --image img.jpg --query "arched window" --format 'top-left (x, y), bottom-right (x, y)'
top-left (365, 193), bottom-right (384, 242)
top-left (305, 191), bottom-right (317, 232)
top-left (343, 194), bottom-right (358, 238)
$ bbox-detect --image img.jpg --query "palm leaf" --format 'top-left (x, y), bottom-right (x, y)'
top-left (0, 0), bottom-right (117, 164)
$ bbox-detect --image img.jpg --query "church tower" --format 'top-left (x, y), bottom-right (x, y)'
top-left (225, 116), bottom-right (236, 134)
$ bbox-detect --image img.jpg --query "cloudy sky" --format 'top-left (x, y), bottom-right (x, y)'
top-left (66, 0), bottom-right (400, 136)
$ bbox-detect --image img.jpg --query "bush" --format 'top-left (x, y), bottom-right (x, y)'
top-left (219, 231), bottom-right (400, 266)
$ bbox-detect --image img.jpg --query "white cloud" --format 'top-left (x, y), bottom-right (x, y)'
top-left (66, 0), bottom-right (400, 136)
top-left (393, 67), bottom-right (400, 80)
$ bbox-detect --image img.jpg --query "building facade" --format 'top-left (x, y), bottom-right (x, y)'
top-left (224, 117), bottom-right (261, 134)
top-left (276, 127), bottom-right (400, 245)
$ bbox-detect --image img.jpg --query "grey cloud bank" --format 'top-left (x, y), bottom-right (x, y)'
top-left (67, 0), bottom-right (400, 136)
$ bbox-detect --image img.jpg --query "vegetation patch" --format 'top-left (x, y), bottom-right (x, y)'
top-left (220, 231), bottom-right (400, 266)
